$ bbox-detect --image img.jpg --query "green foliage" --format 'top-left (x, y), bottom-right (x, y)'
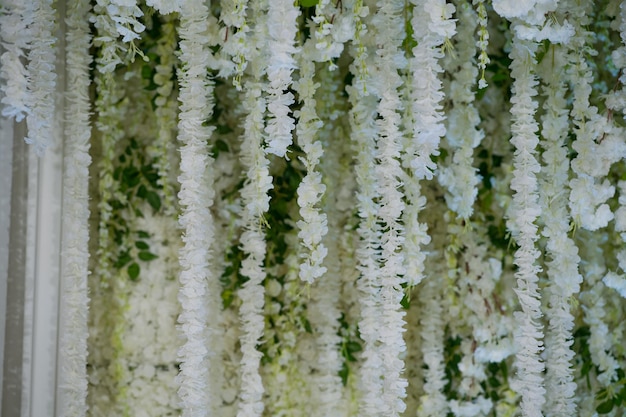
top-left (220, 245), bottom-right (248, 309)
top-left (106, 138), bottom-right (164, 281)
top-left (338, 313), bottom-right (363, 386)
top-left (595, 369), bottom-right (626, 414)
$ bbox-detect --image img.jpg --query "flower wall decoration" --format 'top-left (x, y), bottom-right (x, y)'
top-left (1, 0), bottom-right (626, 416)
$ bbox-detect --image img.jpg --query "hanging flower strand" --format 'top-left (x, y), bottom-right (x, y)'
top-left (347, 41), bottom-right (385, 417)
top-left (264, 0), bottom-right (299, 158)
top-left (294, 45), bottom-right (328, 284)
top-left (220, 0), bottom-right (249, 90)
top-left (371, 0), bottom-right (409, 414)
top-left (506, 31), bottom-right (546, 417)
top-left (175, 0), bottom-right (221, 414)
top-left (473, 0), bottom-right (490, 89)
top-left (24, 0), bottom-right (57, 156)
top-left (538, 42), bottom-right (581, 417)
top-left (438, 1), bottom-right (483, 219)
top-left (236, 2), bottom-right (271, 416)
top-left (56, 0), bottom-right (92, 414)
top-left (0, 0), bottom-right (32, 122)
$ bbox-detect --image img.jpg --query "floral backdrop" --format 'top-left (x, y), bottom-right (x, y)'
top-left (1, 0), bottom-right (626, 416)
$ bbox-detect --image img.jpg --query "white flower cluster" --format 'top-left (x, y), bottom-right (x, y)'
top-left (438, 2), bottom-right (483, 219)
top-left (407, 0), bottom-right (455, 181)
top-left (311, 0), bottom-right (355, 68)
top-left (0, 0), bottom-right (57, 155)
top-left (0, 0), bottom-right (33, 121)
top-left (264, 0), bottom-right (299, 158)
top-left (91, 0), bottom-right (145, 74)
top-left (104, 0), bottom-right (145, 43)
top-left (567, 10), bottom-right (626, 231)
top-left (221, 0), bottom-right (250, 90)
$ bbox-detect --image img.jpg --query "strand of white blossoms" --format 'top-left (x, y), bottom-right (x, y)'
top-left (537, 42), bottom-right (581, 417)
top-left (402, 0), bottom-right (455, 290)
top-left (176, 0), bottom-right (220, 414)
top-left (347, 2), bottom-right (384, 411)
top-left (56, 0), bottom-right (92, 414)
top-left (0, 0), bottom-right (32, 122)
top-left (294, 44), bottom-right (327, 284)
top-left (567, 0), bottom-right (619, 232)
top-left (264, 0), bottom-right (299, 158)
top-left (438, 1), bottom-right (483, 220)
top-left (504, 25), bottom-right (546, 417)
top-left (406, 2), bottom-right (455, 414)
top-left (371, 0), bottom-right (408, 415)
top-left (308, 65), bottom-right (351, 416)
top-left (236, 1), bottom-right (271, 413)
top-left (24, 0), bottom-right (57, 155)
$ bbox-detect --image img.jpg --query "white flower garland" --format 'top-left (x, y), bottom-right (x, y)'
top-left (578, 245), bottom-right (620, 387)
top-left (348, 71), bottom-right (385, 417)
top-left (24, 0), bottom-right (57, 155)
top-left (371, 1), bottom-right (409, 414)
top-left (308, 66), bottom-right (351, 416)
top-left (264, 0), bottom-right (299, 158)
top-left (418, 278), bottom-right (448, 417)
top-left (221, 0), bottom-right (250, 90)
top-left (537, 41), bottom-right (581, 417)
top-left (566, 0), bottom-right (623, 232)
top-left (438, 1), bottom-right (483, 219)
top-left (473, 0), bottom-right (490, 89)
top-left (294, 45), bottom-right (328, 285)
top-left (56, 0), bottom-right (92, 414)
top-left (402, 0), bottom-right (455, 292)
top-left (506, 31), bottom-right (546, 417)
top-left (236, 83), bottom-right (270, 417)
top-left (176, 0), bottom-right (221, 414)
top-left (0, 0), bottom-right (33, 122)
top-left (407, 0), bottom-right (455, 181)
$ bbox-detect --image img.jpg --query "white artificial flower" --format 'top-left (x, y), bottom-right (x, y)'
top-left (449, 397), bottom-right (493, 417)
top-left (264, 0), bottom-right (299, 158)
top-left (602, 272), bottom-right (626, 298)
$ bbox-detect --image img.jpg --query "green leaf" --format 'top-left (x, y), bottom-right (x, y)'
top-left (146, 191), bottom-right (161, 211)
top-left (138, 251), bottom-right (158, 261)
top-left (128, 262), bottom-right (140, 280)
top-left (400, 292), bottom-right (410, 309)
top-left (122, 166), bottom-right (141, 188)
top-left (137, 230), bottom-right (150, 239)
top-left (135, 241), bottom-right (149, 250)
top-left (339, 362), bottom-right (349, 386)
top-left (222, 289), bottom-right (234, 309)
top-left (137, 184), bottom-right (148, 198)
top-left (596, 401), bottom-right (614, 414)
top-left (141, 65), bottom-right (153, 80)
top-left (300, 0), bottom-right (319, 6)
top-left (346, 341), bottom-right (362, 354)
top-left (114, 252), bottom-right (132, 268)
